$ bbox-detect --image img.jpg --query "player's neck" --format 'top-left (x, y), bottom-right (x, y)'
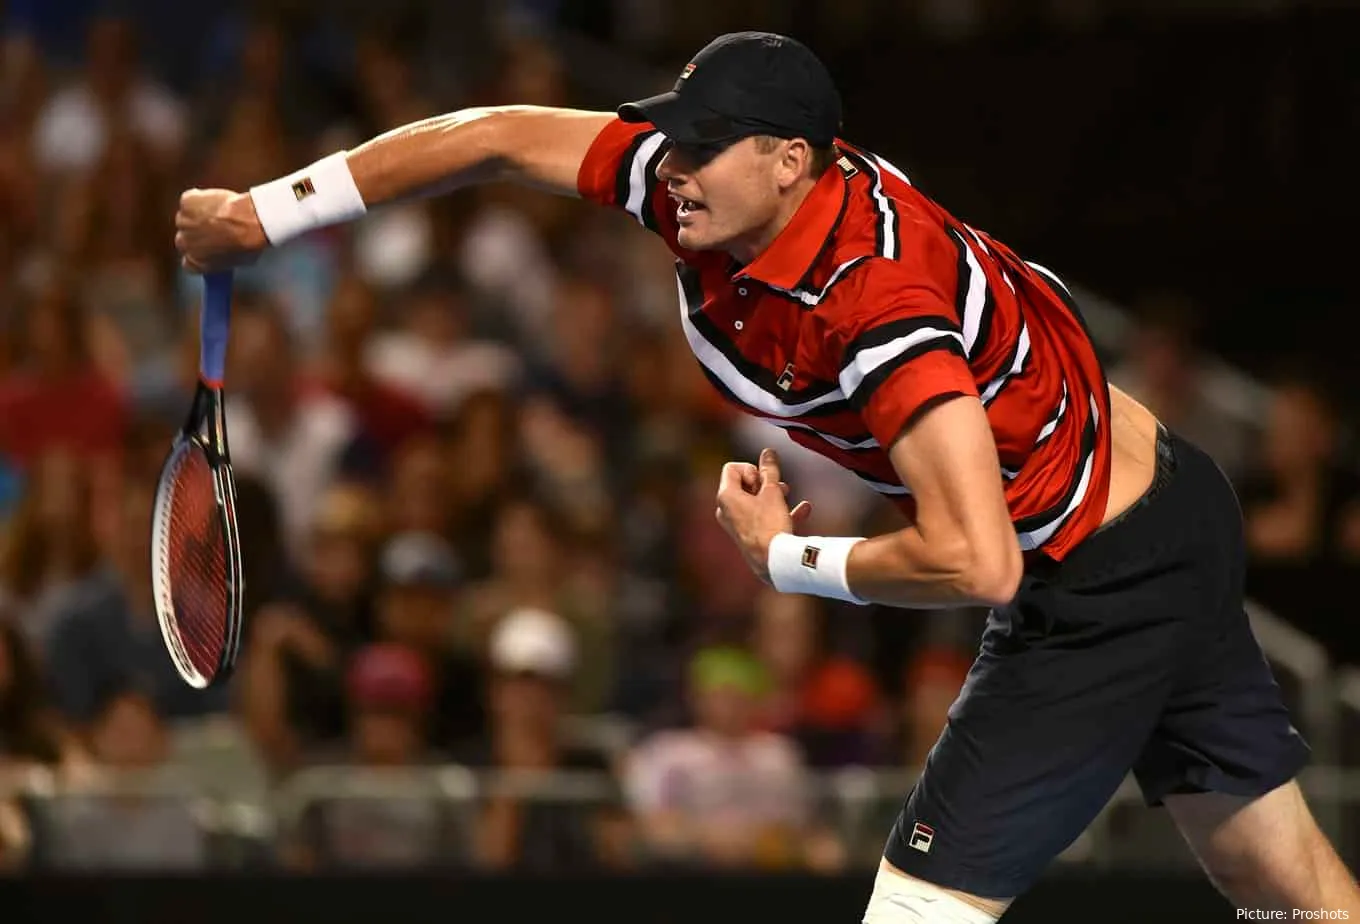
top-left (724, 176), bottom-right (819, 266)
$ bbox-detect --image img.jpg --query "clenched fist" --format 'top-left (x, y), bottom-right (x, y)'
top-left (714, 447), bottom-right (813, 584)
top-left (174, 189), bottom-right (269, 274)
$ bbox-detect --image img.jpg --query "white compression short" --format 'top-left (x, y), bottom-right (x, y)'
top-left (862, 862), bottom-right (1002, 923)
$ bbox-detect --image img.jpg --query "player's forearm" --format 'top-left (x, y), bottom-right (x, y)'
top-left (846, 526), bottom-right (1022, 609)
top-left (769, 525), bottom-right (1021, 610)
top-left (344, 107), bottom-right (513, 206)
top-left (240, 105), bottom-right (604, 250)
top-left (230, 112), bottom-right (503, 251)
top-left (240, 108), bottom-right (512, 248)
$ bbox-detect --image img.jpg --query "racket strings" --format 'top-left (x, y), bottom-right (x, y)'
top-left (164, 447), bottom-right (230, 680)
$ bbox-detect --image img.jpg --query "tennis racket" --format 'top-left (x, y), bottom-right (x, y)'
top-left (151, 271), bottom-right (245, 689)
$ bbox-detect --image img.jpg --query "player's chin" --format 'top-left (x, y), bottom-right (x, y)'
top-left (675, 222), bottom-right (724, 252)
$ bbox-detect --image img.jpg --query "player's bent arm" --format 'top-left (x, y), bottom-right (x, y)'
top-left (772, 395), bottom-right (1021, 610)
top-left (846, 395), bottom-right (1023, 608)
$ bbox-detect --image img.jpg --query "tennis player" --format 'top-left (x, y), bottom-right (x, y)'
top-left (174, 31), bottom-right (1359, 923)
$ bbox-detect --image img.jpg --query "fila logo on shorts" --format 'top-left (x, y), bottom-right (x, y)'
top-left (909, 822), bottom-right (935, 854)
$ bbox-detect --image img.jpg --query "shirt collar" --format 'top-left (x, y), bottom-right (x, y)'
top-left (733, 165), bottom-right (849, 292)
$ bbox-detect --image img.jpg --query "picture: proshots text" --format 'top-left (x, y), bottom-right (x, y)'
top-left (1237, 912), bottom-right (1350, 920)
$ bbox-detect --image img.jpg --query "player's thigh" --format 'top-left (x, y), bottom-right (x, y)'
top-left (1131, 601), bottom-right (1309, 810)
top-left (1127, 439), bottom-right (1309, 810)
top-left (881, 573), bottom-right (1192, 900)
top-left (1164, 781), bottom-right (1338, 905)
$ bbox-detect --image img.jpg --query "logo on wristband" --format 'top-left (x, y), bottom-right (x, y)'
top-left (291, 177), bottom-right (317, 201)
top-left (801, 546), bottom-right (820, 569)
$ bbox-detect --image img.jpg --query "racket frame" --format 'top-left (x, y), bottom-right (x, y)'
top-left (151, 275), bottom-right (245, 689)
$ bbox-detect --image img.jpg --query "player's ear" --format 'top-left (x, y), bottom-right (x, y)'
top-left (779, 139), bottom-right (812, 188)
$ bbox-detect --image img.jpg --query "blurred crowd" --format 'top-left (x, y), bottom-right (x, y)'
top-left (0, 6), bottom-right (1357, 875)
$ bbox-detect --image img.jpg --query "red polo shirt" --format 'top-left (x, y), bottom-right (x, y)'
top-left (577, 119), bottom-right (1111, 561)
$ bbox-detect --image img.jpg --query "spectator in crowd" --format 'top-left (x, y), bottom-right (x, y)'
top-left (236, 482), bottom-right (382, 773)
top-left (313, 272), bottom-right (432, 462)
top-left (458, 606), bottom-right (631, 872)
top-left (0, 619), bottom-right (88, 868)
top-left (751, 590), bottom-right (883, 769)
top-left (1108, 291), bottom-right (1251, 481)
top-left (341, 643), bottom-right (442, 768)
top-left (44, 471), bottom-right (230, 723)
top-left (285, 643), bottom-right (466, 871)
top-left (0, 452), bottom-right (105, 650)
top-left (240, 512), bottom-right (487, 773)
top-left (0, 278), bottom-right (126, 475)
top-left (462, 495), bottom-right (614, 714)
top-left (515, 397), bottom-right (615, 538)
top-left (526, 274), bottom-right (631, 457)
top-left (370, 532), bottom-right (486, 753)
top-left (32, 15), bottom-right (185, 178)
top-left (34, 687), bottom-right (205, 870)
top-left (383, 431), bottom-right (460, 542)
top-left (192, 16), bottom-right (316, 187)
top-left (1239, 368), bottom-right (1360, 664)
top-left (895, 646), bottom-right (973, 771)
top-left (51, 116), bottom-right (176, 368)
top-left (443, 389), bottom-right (521, 577)
top-left (624, 646), bottom-right (830, 870)
top-left (223, 291), bottom-right (364, 558)
top-left (0, 32), bottom-right (46, 289)
top-left (364, 268), bottom-right (521, 420)
top-left (0, 618), bottom-right (86, 772)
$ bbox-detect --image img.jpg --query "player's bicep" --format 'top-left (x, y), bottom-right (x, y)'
top-left (829, 295), bottom-right (1020, 577)
top-left (496, 107), bottom-right (616, 196)
top-left (885, 394), bottom-right (1017, 567)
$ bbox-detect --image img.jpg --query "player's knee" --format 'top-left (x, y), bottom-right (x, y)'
top-left (862, 862), bottom-right (1004, 923)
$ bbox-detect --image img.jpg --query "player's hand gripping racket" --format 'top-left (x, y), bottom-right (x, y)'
top-left (151, 272), bottom-right (244, 689)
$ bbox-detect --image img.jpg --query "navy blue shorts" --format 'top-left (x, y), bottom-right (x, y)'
top-left (882, 427), bottom-right (1310, 899)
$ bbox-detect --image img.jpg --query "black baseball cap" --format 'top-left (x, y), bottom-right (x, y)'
top-left (618, 32), bottom-right (842, 149)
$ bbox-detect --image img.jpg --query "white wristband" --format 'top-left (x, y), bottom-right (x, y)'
top-left (248, 151), bottom-right (367, 246)
top-left (767, 533), bottom-right (868, 604)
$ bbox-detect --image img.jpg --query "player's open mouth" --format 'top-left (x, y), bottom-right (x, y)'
top-left (671, 193), bottom-right (705, 216)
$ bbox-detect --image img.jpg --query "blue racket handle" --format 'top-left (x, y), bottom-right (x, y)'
top-left (200, 271), bottom-right (233, 385)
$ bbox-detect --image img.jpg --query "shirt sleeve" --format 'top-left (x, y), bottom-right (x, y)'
top-left (818, 261), bottom-right (979, 450)
top-left (575, 117), bottom-right (682, 252)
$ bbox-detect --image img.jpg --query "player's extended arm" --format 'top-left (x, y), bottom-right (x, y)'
top-left (174, 106), bottom-right (613, 272)
top-left (765, 395), bottom-right (1022, 610)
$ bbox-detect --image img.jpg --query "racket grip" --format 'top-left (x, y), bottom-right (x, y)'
top-left (200, 271), bottom-right (234, 385)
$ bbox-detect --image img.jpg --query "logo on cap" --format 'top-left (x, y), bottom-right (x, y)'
top-left (679, 62), bottom-right (696, 80)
